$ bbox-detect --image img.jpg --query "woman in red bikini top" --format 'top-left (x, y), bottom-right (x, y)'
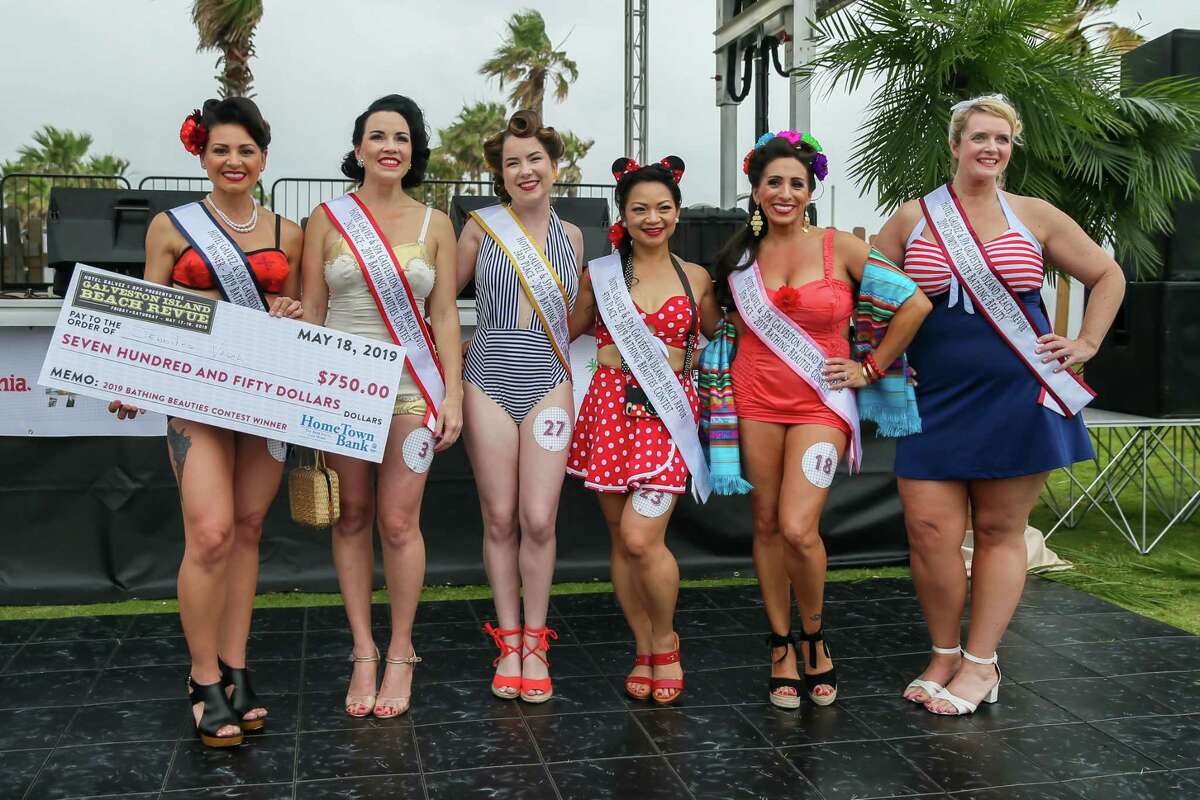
top-left (713, 133), bottom-right (929, 712)
top-left (111, 98), bottom-right (303, 750)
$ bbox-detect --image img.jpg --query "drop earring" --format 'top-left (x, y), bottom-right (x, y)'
top-left (749, 207), bottom-right (765, 238)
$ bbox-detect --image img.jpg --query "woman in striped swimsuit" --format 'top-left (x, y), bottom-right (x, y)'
top-left (874, 95), bottom-right (1125, 716)
top-left (456, 110), bottom-right (584, 702)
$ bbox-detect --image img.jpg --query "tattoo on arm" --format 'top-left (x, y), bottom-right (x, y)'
top-left (167, 422), bottom-right (192, 482)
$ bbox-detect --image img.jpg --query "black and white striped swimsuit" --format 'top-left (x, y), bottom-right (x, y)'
top-left (464, 207), bottom-right (579, 424)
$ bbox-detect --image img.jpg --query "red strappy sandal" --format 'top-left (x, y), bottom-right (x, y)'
top-left (650, 633), bottom-right (684, 705)
top-left (520, 625), bottom-right (558, 704)
top-left (625, 654), bottom-right (653, 701)
top-left (483, 623), bottom-right (523, 700)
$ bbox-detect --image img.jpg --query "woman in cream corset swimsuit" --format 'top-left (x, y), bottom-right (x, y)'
top-left (302, 94), bottom-right (463, 720)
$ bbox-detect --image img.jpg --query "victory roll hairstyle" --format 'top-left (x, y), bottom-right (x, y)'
top-left (483, 110), bottom-right (565, 203)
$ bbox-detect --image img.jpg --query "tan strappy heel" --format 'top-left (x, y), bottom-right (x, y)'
top-left (345, 648), bottom-right (379, 718)
top-left (374, 651), bottom-right (422, 718)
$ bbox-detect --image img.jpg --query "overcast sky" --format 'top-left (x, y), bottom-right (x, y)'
top-left (1, 0), bottom-right (1196, 233)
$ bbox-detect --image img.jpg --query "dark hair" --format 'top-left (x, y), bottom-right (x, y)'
top-left (200, 97), bottom-right (271, 150)
top-left (340, 94), bottom-right (431, 188)
top-left (612, 156), bottom-right (685, 255)
top-left (483, 110), bottom-right (565, 203)
top-left (713, 136), bottom-right (819, 306)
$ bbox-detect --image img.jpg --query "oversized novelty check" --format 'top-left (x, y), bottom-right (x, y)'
top-left (38, 266), bottom-right (406, 462)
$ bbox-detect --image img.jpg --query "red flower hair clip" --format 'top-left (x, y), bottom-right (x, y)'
top-left (180, 109), bottom-right (207, 156)
top-left (608, 222), bottom-right (627, 248)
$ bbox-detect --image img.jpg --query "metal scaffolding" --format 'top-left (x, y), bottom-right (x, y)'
top-left (625, 0), bottom-right (649, 164)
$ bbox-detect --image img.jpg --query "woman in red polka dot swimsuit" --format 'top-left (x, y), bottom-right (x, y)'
top-left (568, 157), bottom-right (721, 704)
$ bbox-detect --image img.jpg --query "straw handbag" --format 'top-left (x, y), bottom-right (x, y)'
top-left (288, 449), bottom-right (340, 528)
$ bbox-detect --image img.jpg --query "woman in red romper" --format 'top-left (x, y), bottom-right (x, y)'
top-left (568, 157), bottom-right (721, 704)
top-left (714, 133), bottom-right (929, 708)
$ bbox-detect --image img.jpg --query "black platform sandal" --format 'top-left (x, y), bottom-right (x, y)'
top-left (796, 627), bottom-right (838, 706)
top-left (219, 657), bottom-right (266, 732)
top-left (188, 676), bottom-right (244, 748)
top-left (767, 632), bottom-right (804, 709)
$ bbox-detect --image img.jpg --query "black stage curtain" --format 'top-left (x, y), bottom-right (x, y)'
top-left (0, 432), bottom-right (907, 604)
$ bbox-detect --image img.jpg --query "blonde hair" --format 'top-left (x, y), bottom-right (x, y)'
top-left (948, 94), bottom-right (1023, 183)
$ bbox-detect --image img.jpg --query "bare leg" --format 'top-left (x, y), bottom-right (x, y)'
top-left (599, 492), bottom-right (652, 698)
top-left (928, 472), bottom-right (1047, 713)
top-left (217, 433), bottom-right (284, 721)
top-left (898, 477), bottom-right (969, 702)
top-left (515, 383), bottom-right (573, 696)
top-left (326, 451), bottom-right (377, 715)
top-left (463, 383), bottom-right (522, 694)
top-left (374, 413), bottom-right (432, 716)
top-left (740, 419), bottom-right (797, 701)
top-left (776, 424), bottom-right (847, 700)
top-left (170, 419), bottom-right (241, 739)
top-left (614, 490), bottom-right (682, 702)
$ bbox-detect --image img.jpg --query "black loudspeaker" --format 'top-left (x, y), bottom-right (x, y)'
top-left (1123, 29), bottom-right (1200, 281)
top-left (1086, 281), bottom-right (1200, 417)
top-left (671, 206), bottom-right (749, 270)
top-left (48, 187), bottom-right (205, 294)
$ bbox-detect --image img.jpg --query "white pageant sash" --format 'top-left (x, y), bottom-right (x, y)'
top-left (919, 183), bottom-right (1095, 417)
top-left (166, 202), bottom-right (267, 312)
top-left (322, 194), bottom-right (445, 430)
top-left (470, 204), bottom-right (572, 374)
top-left (729, 258), bottom-right (862, 472)
top-left (590, 253), bottom-right (711, 502)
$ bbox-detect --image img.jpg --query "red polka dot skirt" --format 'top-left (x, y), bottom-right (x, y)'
top-left (567, 365), bottom-right (700, 494)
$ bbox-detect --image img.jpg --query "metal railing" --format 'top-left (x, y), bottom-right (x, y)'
top-left (1, 172), bottom-right (130, 290)
top-left (0, 172), bottom-right (615, 290)
top-left (138, 175), bottom-right (266, 205)
top-left (269, 177), bottom-right (616, 224)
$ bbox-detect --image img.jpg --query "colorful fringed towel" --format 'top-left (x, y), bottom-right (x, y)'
top-left (855, 249), bottom-right (922, 437)
top-left (698, 320), bottom-right (753, 495)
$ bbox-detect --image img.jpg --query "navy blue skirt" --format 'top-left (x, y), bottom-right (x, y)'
top-left (895, 290), bottom-right (1093, 480)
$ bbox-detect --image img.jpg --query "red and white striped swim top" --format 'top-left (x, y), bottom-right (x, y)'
top-left (902, 191), bottom-right (1045, 296)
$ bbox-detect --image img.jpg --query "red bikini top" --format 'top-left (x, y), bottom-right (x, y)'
top-left (595, 295), bottom-right (696, 350)
top-left (171, 213), bottom-right (289, 294)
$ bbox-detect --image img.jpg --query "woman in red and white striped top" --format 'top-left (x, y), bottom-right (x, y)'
top-left (873, 94), bottom-right (1125, 719)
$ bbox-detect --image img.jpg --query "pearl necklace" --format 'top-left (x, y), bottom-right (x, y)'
top-left (204, 194), bottom-right (258, 234)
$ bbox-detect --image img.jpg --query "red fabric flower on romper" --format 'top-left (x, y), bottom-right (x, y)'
top-left (772, 285), bottom-right (802, 313)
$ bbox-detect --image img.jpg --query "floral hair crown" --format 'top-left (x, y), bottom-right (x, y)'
top-left (742, 130), bottom-right (828, 181)
top-left (179, 109), bottom-right (208, 156)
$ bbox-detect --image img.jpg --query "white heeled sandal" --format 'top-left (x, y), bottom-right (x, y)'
top-left (926, 650), bottom-right (1000, 715)
top-left (903, 644), bottom-right (961, 704)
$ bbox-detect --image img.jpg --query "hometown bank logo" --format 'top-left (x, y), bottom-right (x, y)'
top-left (299, 414), bottom-right (379, 455)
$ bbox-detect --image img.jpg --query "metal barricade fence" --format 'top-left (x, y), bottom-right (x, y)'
top-left (269, 178), bottom-right (616, 224)
top-left (0, 172), bottom-right (131, 290)
top-left (137, 175), bottom-right (266, 205)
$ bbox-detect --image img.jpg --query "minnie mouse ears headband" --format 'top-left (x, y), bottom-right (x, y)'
top-left (611, 155), bottom-right (685, 184)
top-left (180, 109), bottom-right (207, 156)
top-left (742, 130), bottom-right (828, 181)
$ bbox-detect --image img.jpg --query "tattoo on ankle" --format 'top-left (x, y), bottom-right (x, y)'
top-left (809, 613), bottom-right (822, 622)
top-left (167, 422), bottom-right (192, 481)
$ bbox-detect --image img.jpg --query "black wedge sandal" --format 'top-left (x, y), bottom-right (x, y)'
top-left (767, 632), bottom-right (804, 709)
top-left (219, 657), bottom-right (266, 732)
top-left (188, 676), bottom-right (244, 748)
top-left (796, 627), bottom-right (838, 706)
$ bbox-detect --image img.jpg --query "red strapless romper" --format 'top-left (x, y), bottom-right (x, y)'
top-left (567, 295), bottom-right (700, 494)
top-left (731, 228), bottom-right (853, 435)
top-left (171, 215), bottom-right (289, 294)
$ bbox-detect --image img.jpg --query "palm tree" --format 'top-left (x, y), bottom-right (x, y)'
top-left (437, 101), bottom-right (509, 184)
top-left (808, 0), bottom-right (1200, 278)
top-left (557, 131), bottom-right (595, 196)
top-left (2, 126), bottom-right (129, 225)
top-left (1052, 0), bottom-right (1144, 56)
top-left (479, 9), bottom-right (579, 119)
top-left (191, 0), bottom-right (264, 98)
